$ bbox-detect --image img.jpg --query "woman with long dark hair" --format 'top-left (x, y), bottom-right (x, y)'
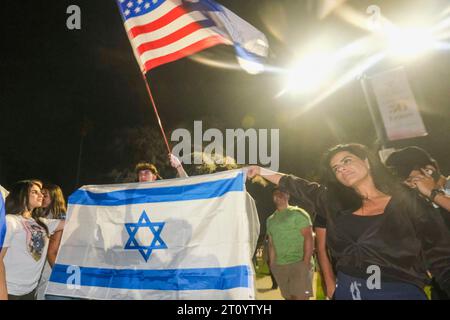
top-left (0, 180), bottom-right (64, 300)
top-left (247, 143), bottom-right (450, 300)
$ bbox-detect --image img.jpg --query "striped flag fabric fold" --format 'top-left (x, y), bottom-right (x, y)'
top-left (116, 0), bottom-right (268, 73)
top-left (0, 186), bottom-right (8, 249)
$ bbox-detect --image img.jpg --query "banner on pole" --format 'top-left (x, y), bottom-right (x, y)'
top-left (368, 67), bottom-right (428, 141)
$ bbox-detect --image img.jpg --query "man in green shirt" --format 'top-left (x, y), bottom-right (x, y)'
top-left (267, 188), bottom-right (314, 300)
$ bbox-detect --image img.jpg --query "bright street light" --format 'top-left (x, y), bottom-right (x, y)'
top-left (386, 27), bottom-right (436, 59)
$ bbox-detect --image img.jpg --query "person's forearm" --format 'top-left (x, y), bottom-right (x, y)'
top-left (0, 261), bottom-right (7, 300)
top-left (303, 235), bottom-right (314, 265)
top-left (317, 250), bottom-right (336, 292)
top-left (268, 244), bottom-right (276, 266)
top-left (47, 231), bottom-right (63, 267)
top-left (176, 166), bottom-right (188, 178)
top-left (433, 194), bottom-right (450, 212)
top-left (259, 168), bottom-right (284, 185)
top-left (47, 246), bottom-right (57, 267)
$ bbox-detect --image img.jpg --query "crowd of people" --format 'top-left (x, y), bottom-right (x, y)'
top-left (0, 154), bottom-right (185, 300)
top-left (249, 144), bottom-right (450, 300)
top-left (0, 144), bottom-right (449, 300)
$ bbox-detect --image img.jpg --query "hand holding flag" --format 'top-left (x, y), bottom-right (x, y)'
top-left (115, 0), bottom-right (270, 159)
top-left (169, 153), bottom-right (182, 169)
top-left (169, 153), bottom-right (188, 177)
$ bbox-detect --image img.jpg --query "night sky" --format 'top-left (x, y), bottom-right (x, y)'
top-left (1, 0), bottom-right (449, 230)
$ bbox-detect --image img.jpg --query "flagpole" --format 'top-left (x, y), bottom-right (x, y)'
top-left (141, 72), bottom-right (172, 154)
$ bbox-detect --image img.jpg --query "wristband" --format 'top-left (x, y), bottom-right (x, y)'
top-left (429, 188), bottom-right (444, 202)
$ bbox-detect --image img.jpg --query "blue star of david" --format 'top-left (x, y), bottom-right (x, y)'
top-left (124, 210), bottom-right (167, 262)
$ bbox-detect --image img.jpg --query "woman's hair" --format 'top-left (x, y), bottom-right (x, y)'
top-left (41, 183), bottom-right (67, 219)
top-left (320, 143), bottom-right (398, 212)
top-left (5, 180), bottom-right (49, 236)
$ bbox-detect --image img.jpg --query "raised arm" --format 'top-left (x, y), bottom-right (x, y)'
top-left (246, 166), bottom-right (284, 185)
top-left (408, 169), bottom-right (450, 212)
top-left (432, 193), bottom-right (450, 212)
top-left (169, 154), bottom-right (188, 178)
top-left (246, 166), bottom-right (327, 218)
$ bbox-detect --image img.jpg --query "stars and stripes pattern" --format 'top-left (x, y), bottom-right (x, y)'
top-left (116, 0), bottom-right (268, 73)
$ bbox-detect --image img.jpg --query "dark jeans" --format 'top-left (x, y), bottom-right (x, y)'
top-left (334, 272), bottom-right (427, 300)
top-left (8, 289), bottom-right (37, 300)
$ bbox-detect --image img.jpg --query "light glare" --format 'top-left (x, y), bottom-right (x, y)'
top-left (387, 28), bottom-right (435, 59)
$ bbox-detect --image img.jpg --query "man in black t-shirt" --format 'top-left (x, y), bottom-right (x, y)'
top-left (386, 146), bottom-right (450, 300)
top-left (385, 146), bottom-right (450, 228)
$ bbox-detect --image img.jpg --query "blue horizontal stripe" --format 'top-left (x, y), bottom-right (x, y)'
top-left (0, 195), bottom-right (6, 249)
top-left (68, 173), bottom-right (244, 206)
top-left (50, 264), bottom-right (250, 291)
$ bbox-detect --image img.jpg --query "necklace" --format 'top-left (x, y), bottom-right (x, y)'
top-left (359, 194), bottom-right (391, 216)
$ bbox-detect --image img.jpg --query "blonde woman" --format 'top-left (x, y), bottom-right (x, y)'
top-left (36, 183), bottom-right (67, 300)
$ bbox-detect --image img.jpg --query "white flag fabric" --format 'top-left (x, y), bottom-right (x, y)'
top-left (45, 169), bottom-right (259, 300)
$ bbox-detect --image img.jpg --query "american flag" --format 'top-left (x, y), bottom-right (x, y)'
top-left (116, 0), bottom-right (268, 73)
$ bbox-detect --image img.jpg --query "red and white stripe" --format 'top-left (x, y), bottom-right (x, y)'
top-left (124, 0), bottom-right (230, 73)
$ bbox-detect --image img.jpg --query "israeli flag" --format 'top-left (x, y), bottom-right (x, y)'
top-left (46, 169), bottom-right (259, 300)
top-left (0, 186), bottom-right (8, 249)
top-left (182, 0), bottom-right (269, 74)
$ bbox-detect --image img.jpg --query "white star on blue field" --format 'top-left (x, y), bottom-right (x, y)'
top-left (124, 210), bottom-right (167, 262)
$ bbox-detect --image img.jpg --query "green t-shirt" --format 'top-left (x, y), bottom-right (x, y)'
top-left (266, 206), bottom-right (313, 265)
